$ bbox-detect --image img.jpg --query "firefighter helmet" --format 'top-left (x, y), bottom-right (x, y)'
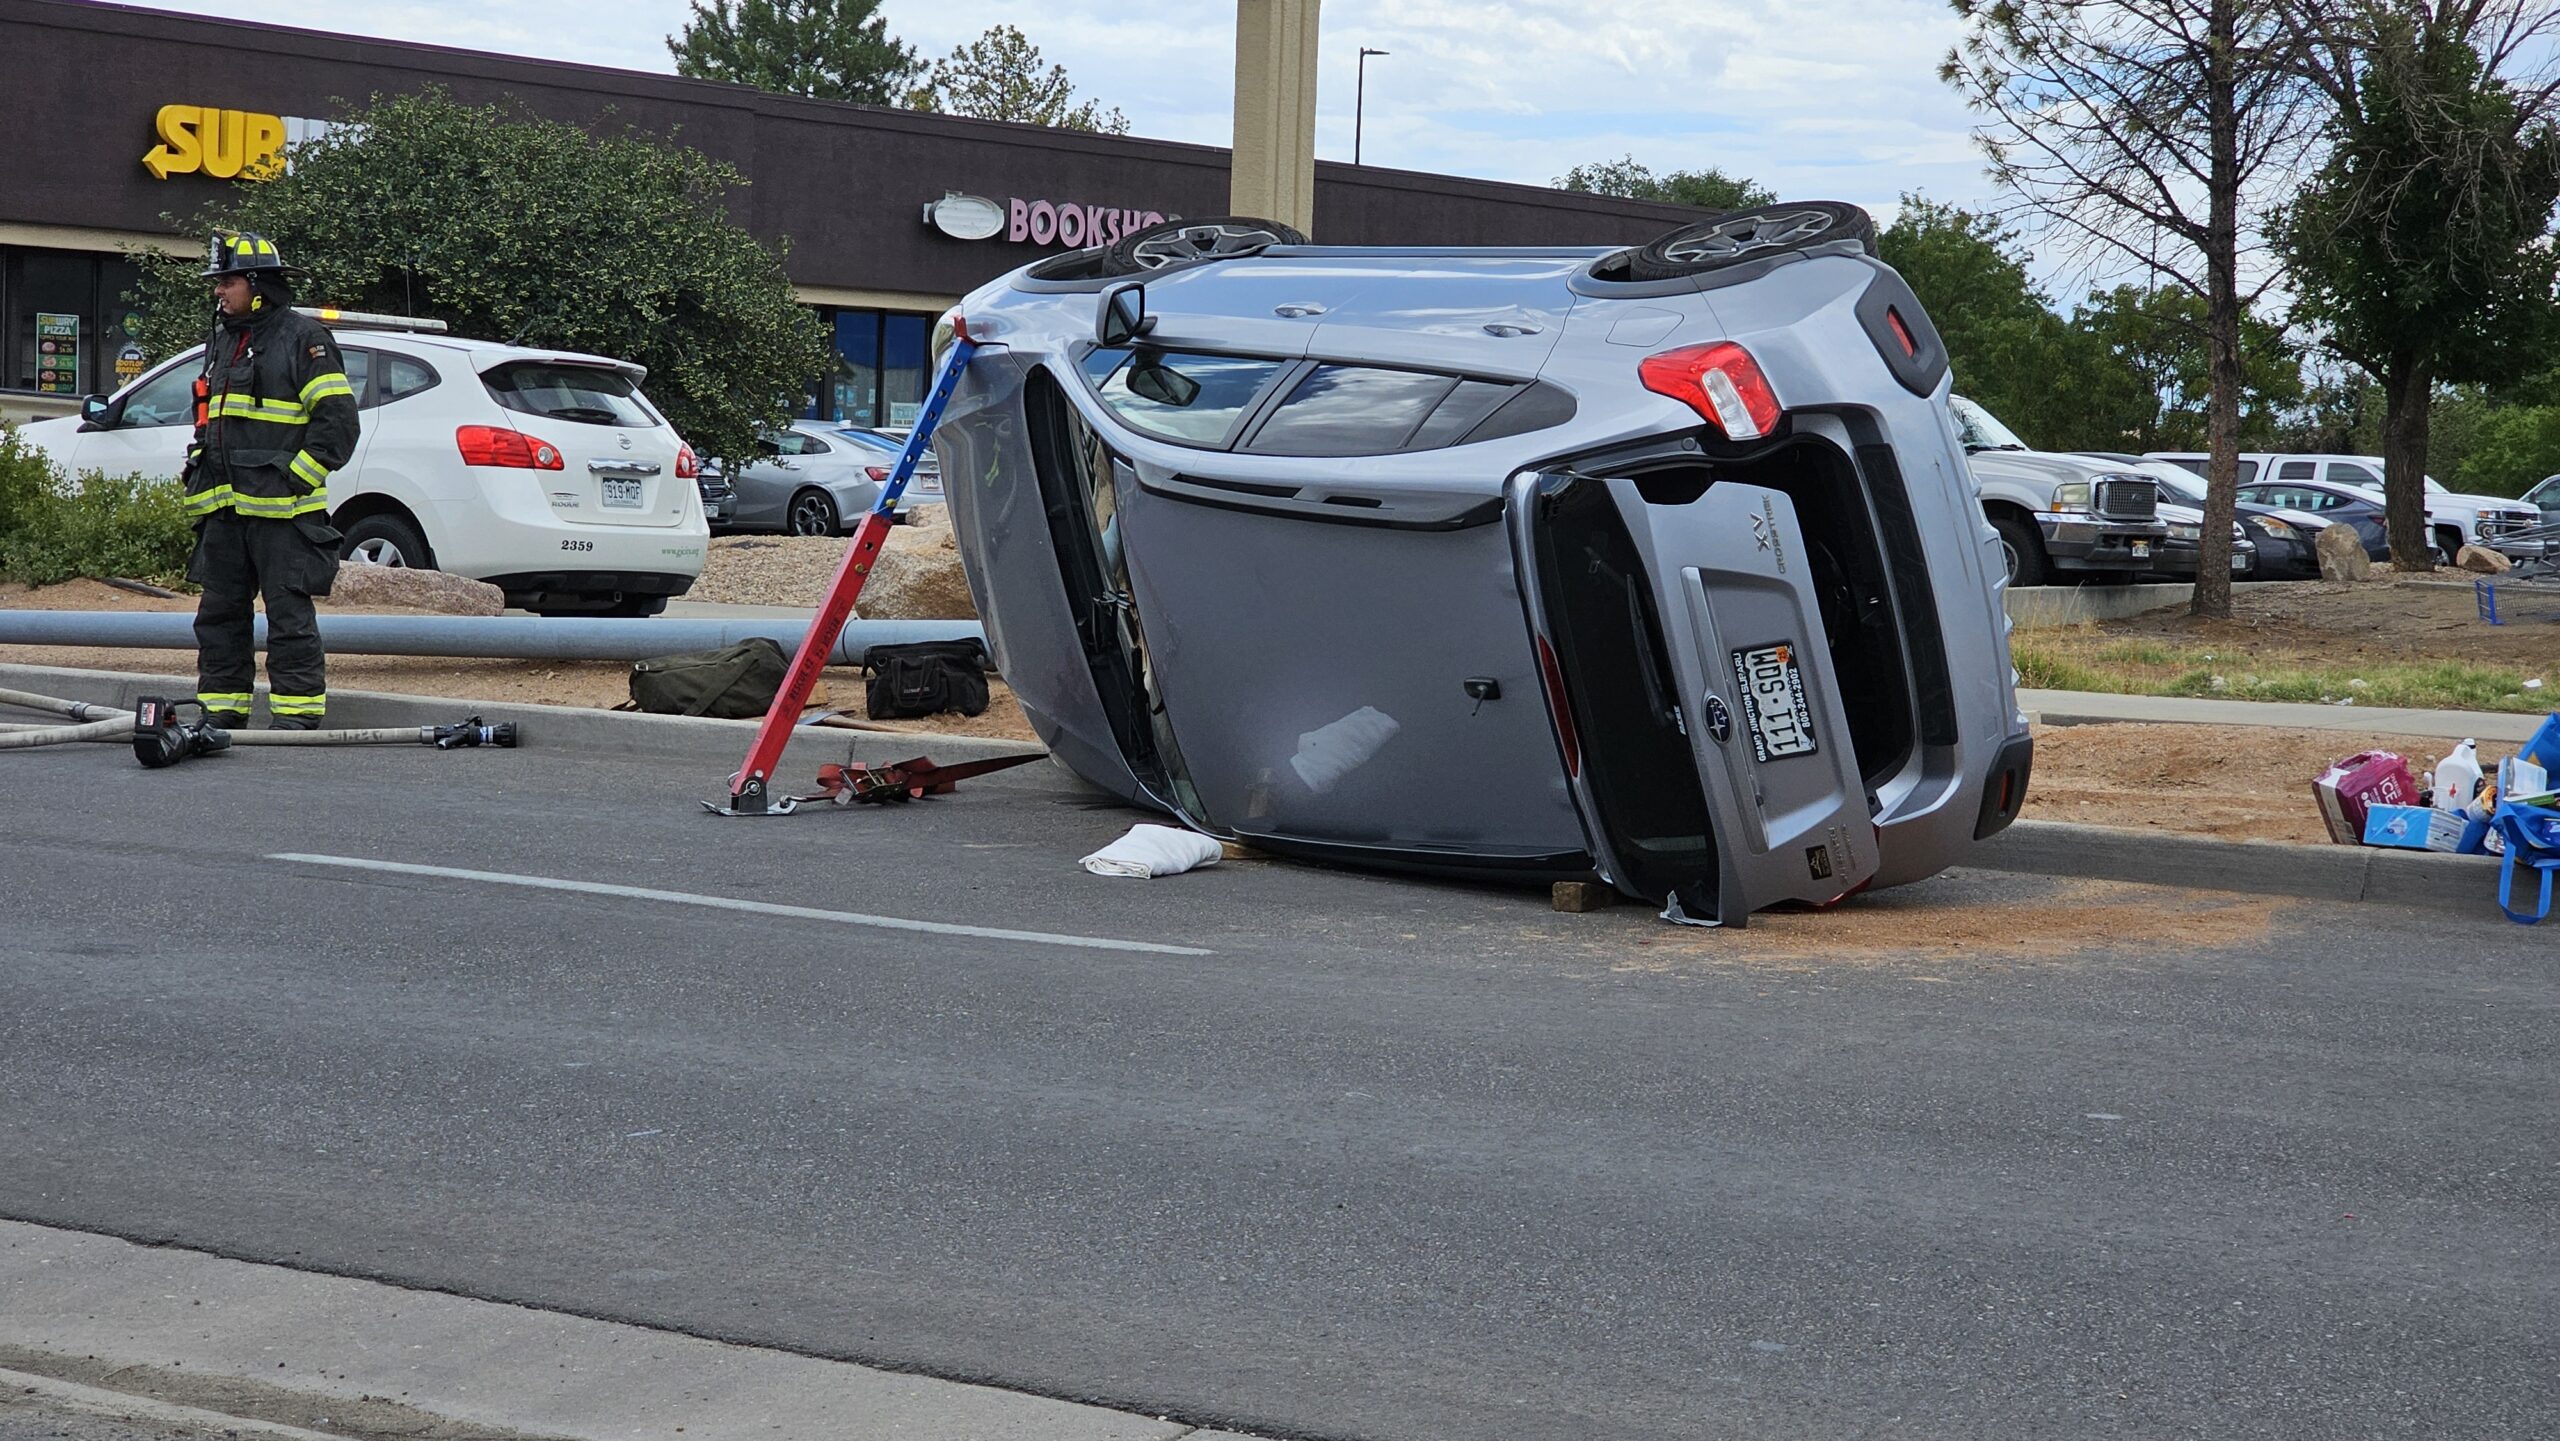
top-left (200, 232), bottom-right (298, 279)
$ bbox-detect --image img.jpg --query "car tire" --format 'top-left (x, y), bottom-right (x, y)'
top-left (1625, 202), bottom-right (1878, 281)
top-left (786, 488), bottom-right (842, 537)
top-left (1991, 514), bottom-right (2053, 587)
top-left (340, 513), bottom-right (434, 570)
top-left (1105, 215), bottom-right (1308, 274)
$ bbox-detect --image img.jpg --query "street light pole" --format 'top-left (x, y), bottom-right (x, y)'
top-left (1356, 46), bottom-right (1388, 165)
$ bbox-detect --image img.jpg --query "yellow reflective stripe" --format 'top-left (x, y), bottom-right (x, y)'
top-left (207, 396), bottom-right (310, 424)
top-left (230, 491), bottom-right (330, 518)
top-left (181, 485), bottom-right (236, 515)
top-left (196, 692), bottom-right (254, 709)
top-left (289, 450), bottom-right (328, 487)
top-left (267, 694), bottom-right (326, 715)
top-left (299, 373), bottom-right (352, 404)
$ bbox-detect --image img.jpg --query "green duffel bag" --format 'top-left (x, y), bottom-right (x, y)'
top-left (627, 637), bottom-right (789, 719)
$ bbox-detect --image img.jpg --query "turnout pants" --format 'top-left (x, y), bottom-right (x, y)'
top-left (189, 511), bottom-right (342, 723)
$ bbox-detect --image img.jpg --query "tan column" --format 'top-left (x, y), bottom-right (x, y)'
top-left (1230, 0), bottom-right (1322, 235)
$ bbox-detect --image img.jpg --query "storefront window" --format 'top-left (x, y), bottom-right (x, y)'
top-left (2, 248), bottom-right (146, 397)
top-left (881, 313), bottom-right (926, 427)
top-left (815, 307), bottom-right (938, 428)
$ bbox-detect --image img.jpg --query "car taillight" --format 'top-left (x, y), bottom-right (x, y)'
top-left (1638, 341), bottom-right (1783, 442)
top-left (864, 466), bottom-right (891, 483)
top-left (455, 425), bottom-right (562, 470)
top-left (675, 445), bottom-right (699, 480)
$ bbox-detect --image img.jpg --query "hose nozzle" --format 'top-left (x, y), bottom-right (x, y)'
top-left (430, 716), bottom-right (518, 749)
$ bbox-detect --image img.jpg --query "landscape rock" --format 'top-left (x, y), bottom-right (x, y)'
top-left (2315, 523), bottom-right (2372, 584)
top-left (328, 564), bottom-right (505, 615)
top-left (854, 521), bottom-right (978, 620)
top-left (2456, 542), bottom-right (2513, 575)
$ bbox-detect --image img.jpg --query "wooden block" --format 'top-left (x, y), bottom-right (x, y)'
top-left (1551, 880), bottom-right (1615, 913)
top-left (1219, 840), bottom-right (1267, 861)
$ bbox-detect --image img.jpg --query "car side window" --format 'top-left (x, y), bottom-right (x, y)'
top-left (338, 348), bottom-right (374, 408)
top-left (2326, 462), bottom-right (2382, 487)
top-left (2235, 459), bottom-right (2260, 483)
top-left (374, 352), bottom-right (438, 406)
top-left (1241, 365), bottom-right (1460, 456)
top-left (2277, 460), bottom-right (2316, 480)
top-left (800, 434), bottom-right (832, 455)
top-left (115, 362), bottom-right (199, 428)
top-left (1088, 348), bottom-right (1291, 447)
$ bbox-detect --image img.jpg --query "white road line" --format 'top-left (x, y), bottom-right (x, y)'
top-left (266, 853), bottom-right (1214, 956)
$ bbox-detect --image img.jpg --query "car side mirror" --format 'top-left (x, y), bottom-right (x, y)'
top-left (1098, 282), bottom-right (1153, 347)
top-left (77, 393), bottom-right (118, 431)
top-left (1125, 354), bottom-right (1199, 408)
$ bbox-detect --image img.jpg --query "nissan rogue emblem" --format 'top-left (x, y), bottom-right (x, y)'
top-left (1704, 695), bottom-right (1733, 744)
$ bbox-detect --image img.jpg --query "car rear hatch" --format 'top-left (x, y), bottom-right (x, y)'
top-left (1513, 467), bottom-right (1880, 926)
top-left (475, 355), bottom-right (691, 528)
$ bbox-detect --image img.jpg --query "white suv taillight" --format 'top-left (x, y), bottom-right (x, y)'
top-left (1638, 342), bottom-right (1784, 441)
top-left (675, 444), bottom-right (700, 480)
top-left (455, 424), bottom-right (562, 470)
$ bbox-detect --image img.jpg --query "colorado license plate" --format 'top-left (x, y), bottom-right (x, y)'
top-left (2130, 540), bottom-right (2151, 558)
top-left (602, 477), bottom-right (644, 509)
top-left (1731, 642), bottom-right (1819, 762)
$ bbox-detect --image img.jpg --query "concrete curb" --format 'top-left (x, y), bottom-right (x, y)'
top-left (0, 1219), bottom-right (1255, 1441)
top-left (1973, 818), bottom-right (2513, 918)
top-left (2003, 582), bottom-right (2192, 628)
top-left (0, 662), bottom-right (1049, 774)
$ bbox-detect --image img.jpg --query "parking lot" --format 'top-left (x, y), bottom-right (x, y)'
top-left (2, 721), bottom-right (2552, 1441)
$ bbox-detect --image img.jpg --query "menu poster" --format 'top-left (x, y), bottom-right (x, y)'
top-left (35, 313), bottom-right (79, 395)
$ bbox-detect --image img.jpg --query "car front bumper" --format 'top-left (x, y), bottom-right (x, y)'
top-left (2037, 513), bottom-right (2171, 571)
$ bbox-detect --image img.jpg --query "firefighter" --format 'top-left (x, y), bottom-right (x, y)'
top-left (182, 232), bottom-right (358, 729)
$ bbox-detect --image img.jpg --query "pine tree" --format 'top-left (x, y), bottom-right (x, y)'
top-left (667, 0), bottom-right (920, 106)
top-left (908, 25), bottom-right (1131, 134)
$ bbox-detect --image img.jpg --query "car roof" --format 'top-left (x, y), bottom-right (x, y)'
top-left (331, 327), bottom-right (643, 377)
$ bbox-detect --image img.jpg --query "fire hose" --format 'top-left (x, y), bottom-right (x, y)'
top-left (0, 686), bottom-right (516, 766)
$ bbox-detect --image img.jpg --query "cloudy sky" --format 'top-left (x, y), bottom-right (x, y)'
top-left (114, 0), bottom-right (1999, 218)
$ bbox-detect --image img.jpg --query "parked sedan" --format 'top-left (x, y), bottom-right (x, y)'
top-left (2232, 477), bottom-right (2393, 560)
top-left (713, 421), bottom-right (945, 534)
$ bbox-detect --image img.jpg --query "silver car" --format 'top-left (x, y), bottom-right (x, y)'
top-left (933, 209), bottom-right (2033, 925)
top-left (717, 420), bottom-right (888, 535)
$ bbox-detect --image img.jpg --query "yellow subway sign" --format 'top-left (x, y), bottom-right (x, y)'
top-left (143, 105), bottom-right (289, 181)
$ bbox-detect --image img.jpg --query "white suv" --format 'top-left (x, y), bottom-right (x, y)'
top-left (20, 316), bottom-right (710, 616)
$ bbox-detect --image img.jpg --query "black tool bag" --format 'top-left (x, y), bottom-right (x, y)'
top-left (863, 639), bottom-right (991, 719)
top-left (627, 637), bottom-right (790, 719)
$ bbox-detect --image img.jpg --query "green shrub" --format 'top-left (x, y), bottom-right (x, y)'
top-left (0, 422), bottom-right (60, 541)
top-left (0, 467), bottom-right (197, 587)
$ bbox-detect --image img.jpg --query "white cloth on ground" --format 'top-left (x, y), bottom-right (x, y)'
top-left (1080, 823), bottom-right (1224, 878)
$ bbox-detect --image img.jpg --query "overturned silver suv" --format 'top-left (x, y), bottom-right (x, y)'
top-left (932, 207), bottom-right (2034, 925)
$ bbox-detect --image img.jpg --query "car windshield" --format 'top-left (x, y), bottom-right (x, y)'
top-left (1947, 396), bottom-right (2027, 451)
top-left (828, 427), bottom-right (902, 453)
top-left (2146, 468), bottom-right (2205, 504)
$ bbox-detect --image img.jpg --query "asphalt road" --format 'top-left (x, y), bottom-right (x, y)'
top-left (1, 738), bottom-right (2553, 1440)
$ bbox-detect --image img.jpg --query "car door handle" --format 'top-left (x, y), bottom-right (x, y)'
top-left (587, 460), bottom-right (661, 476)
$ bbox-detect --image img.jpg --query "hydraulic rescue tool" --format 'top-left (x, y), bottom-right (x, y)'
top-left (707, 333), bottom-right (983, 816)
top-left (778, 751), bottom-right (1045, 813)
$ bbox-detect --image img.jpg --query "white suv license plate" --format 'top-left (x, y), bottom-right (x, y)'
top-left (1731, 643), bottom-right (1820, 762)
top-left (601, 477), bottom-right (645, 510)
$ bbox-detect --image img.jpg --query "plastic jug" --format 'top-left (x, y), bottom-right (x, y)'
top-left (2434, 738), bottom-right (2483, 812)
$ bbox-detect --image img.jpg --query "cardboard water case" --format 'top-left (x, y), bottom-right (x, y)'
top-left (2314, 751), bottom-right (2419, 844)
